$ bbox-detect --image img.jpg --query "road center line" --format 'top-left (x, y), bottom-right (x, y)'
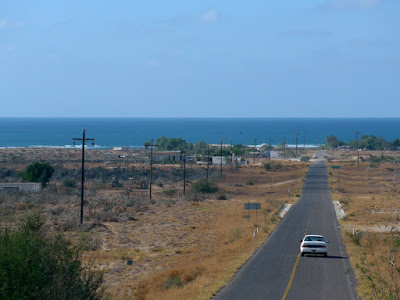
top-left (282, 217), bottom-right (310, 300)
top-left (281, 253), bottom-right (301, 300)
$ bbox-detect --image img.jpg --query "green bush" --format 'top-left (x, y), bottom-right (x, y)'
top-left (23, 162), bottom-right (54, 187)
top-left (263, 163), bottom-right (283, 171)
top-left (300, 156), bottom-right (310, 162)
top-left (191, 179), bottom-right (218, 193)
top-left (0, 212), bottom-right (104, 299)
top-left (285, 150), bottom-right (296, 158)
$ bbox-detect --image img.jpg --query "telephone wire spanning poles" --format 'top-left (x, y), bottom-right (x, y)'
top-left (73, 129), bottom-right (95, 225)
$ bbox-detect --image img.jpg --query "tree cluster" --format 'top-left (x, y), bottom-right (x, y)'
top-left (326, 135), bottom-right (400, 151)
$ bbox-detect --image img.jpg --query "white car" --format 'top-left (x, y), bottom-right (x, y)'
top-left (300, 235), bottom-right (329, 257)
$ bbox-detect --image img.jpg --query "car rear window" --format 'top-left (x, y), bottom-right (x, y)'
top-left (305, 236), bottom-right (324, 242)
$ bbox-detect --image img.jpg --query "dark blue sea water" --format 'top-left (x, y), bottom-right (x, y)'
top-left (0, 118), bottom-right (399, 149)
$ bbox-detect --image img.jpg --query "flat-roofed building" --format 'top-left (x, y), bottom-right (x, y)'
top-left (0, 183), bottom-right (42, 193)
top-left (153, 151), bottom-right (183, 163)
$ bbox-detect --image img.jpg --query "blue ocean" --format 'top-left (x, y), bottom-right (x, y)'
top-left (0, 118), bottom-right (399, 149)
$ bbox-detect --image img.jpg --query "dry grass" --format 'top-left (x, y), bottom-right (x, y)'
top-left (87, 160), bottom-right (308, 299)
top-left (0, 147), bottom-right (309, 299)
top-left (328, 152), bottom-right (400, 299)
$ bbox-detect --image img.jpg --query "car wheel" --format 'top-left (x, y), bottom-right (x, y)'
top-left (324, 253), bottom-right (327, 257)
top-left (301, 252), bottom-right (304, 257)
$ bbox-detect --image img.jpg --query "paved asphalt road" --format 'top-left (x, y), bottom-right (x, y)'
top-left (215, 160), bottom-right (358, 300)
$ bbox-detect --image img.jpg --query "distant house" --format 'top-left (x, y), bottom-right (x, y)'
top-left (268, 151), bottom-right (280, 158)
top-left (212, 156), bottom-right (228, 165)
top-left (0, 183), bottom-right (41, 193)
top-left (338, 146), bottom-right (351, 150)
top-left (197, 156), bottom-right (212, 165)
top-left (153, 151), bottom-right (183, 163)
top-left (113, 146), bottom-right (130, 151)
top-left (232, 156), bottom-right (245, 165)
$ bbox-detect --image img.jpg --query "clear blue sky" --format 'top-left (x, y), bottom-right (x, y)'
top-left (1, 0), bottom-right (399, 117)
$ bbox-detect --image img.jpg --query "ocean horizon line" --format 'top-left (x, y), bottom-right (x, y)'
top-left (0, 118), bottom-right (398, 148)
top-left (1, 117), bottom-right (400, 119)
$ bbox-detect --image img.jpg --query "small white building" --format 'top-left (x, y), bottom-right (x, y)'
top-left (212, 156), bottom-right (228, 165)
top-left (0, 183), bottom-right (42, 193)
top-left (231, 153), bottom-right (245, 165)
top-left (113, 146), bottom-right (130, 151)
top-left (268, 151), bottom-right (280, 158)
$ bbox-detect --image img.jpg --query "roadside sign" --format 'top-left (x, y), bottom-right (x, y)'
top-left (244, 203), bottom-right (261, 210)
top-left (244, 203), bottom-right (261, 224)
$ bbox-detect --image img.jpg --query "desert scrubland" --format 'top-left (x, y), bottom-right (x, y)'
top-left (0, 147), bottom-right (310, 299)
top-left (328, 150), bottom-right (400, 299)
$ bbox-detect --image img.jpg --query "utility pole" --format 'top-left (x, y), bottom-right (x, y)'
top-left (269, 137), bottom-right (272, 160)
top-left (149, 139), bottom-right (159, 201)
top-left (283, 138), bottom-right (286, 157)
top-left (220, 135), bottom-right (223, 176)
top-left (183, 152), bottom-right (186, 196)
top-left (73, 129), bottom-right (94, 225)
top-left (207, 145), bottom-right (210, 181)
top-left (254, 138), bottom-right (257, 163)
top-left (355, 131), bottom-right (359, 167)
top-left (296, 132), bottom-right (299, 156)
top-left (230, 137), bottom-right (233, 168)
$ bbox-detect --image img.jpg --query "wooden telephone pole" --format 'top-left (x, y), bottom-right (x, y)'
top-left (283, 138), bottom-right (286, 157)
top-left (269, 137), bottom-right (272, 160)
top-left (207, 145), bottom-right (210, 181)
top-left (149, 139), bottom-right (159, 201)
top-left (355, 131), bottom-right (360, 167)
top-left (73, 129), bottom-right (95, 225)
top-left (183, 152), bottom-right (186, 196)
top-left (220, 133), bottom-right (223, 176)
top-left (254, 138), bottom-right (257, 163)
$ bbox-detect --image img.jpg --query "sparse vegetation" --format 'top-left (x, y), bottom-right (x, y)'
top-left (263, 162), bottom-right (283, 171)
top-left (0, 147), bottom-right (309, 299)
top-left (63, 178), bottom-right (77, 188)
top-left (329, 154), bottom-right (400, 299)
top-left (0, 212), bottom-right (104, 299)
top-left (191, 178), bottom-right (218, 193)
